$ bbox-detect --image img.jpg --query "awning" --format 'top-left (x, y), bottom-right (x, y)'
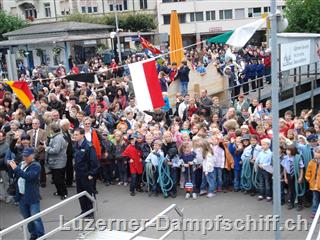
top-left (207, 31), bottom-right (233, 44)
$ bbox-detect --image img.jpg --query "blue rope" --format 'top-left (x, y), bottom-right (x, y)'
top-left (157, 156), bottom-right (173, 197)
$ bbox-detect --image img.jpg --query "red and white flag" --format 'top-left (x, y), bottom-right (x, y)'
top-left (128, 59), bottom-right (165, 111)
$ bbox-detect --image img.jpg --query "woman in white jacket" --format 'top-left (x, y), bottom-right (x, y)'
top-left (199, 141), bottom-right (216, 198)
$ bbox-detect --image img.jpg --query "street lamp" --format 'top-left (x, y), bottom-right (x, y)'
top-left (113, 0), bottom-right (122, 63)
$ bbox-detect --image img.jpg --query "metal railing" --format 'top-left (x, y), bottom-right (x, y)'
top-left (221, 62), bottom-right (319, 110)
top-left (0, 191), bottom-right (96, 240)
top-left (129, 204), bottom-right (185, 240)
top-left (306, 203), bottom-right (320, 240)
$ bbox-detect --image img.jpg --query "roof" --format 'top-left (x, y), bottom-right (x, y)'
top-left (277, 33), bottom-right (320, 38)
top-left (4, 21), bottom-right (114, 37)
top-left (0, 32), bottom-right (155, 47)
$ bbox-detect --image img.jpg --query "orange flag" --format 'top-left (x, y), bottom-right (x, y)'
top-left (170, 10), bottom-right (184, 66)
top-left (6, 81), bottom-right (34, 108)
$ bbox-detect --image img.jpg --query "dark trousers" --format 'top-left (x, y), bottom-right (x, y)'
top-left (65, 155), bottom-right (74, 186)
top-left (194, 167), bottom-right (202, 194)
top-left (265, 67), bottom-right (271, 83)
top-left (52, 168), bottom-right (67, 196)
top-left (101, 163), bottom-right (116, 183)
top-left (258, 169), bottom-right (272, 198)
top-left (39, 158), bottom-right (46, 184)
top-left (243, 78), bottom-right (249, 94)
top-left (257, 75), bottom-right (264, 89)
top-left (170, 167), bottom-right (179, 194)
top-left (76, 176), bottom-right (95, 214)
top-left (287, 174), bottom-right (302, 206)
top-left (130, 173), bottom-right (142, 193)
top-left (222, 169), bottom-right (233, 190)
top-left (250, 77), bottom-right (256, 90)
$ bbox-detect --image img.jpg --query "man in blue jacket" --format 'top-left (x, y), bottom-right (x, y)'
top-left (8, 147), bottom-right (44, 240)
top-left (73, 128), bottom-right (99, 218)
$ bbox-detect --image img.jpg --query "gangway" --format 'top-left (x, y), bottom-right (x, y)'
top-left (0, 191), bottom-right (184, 240)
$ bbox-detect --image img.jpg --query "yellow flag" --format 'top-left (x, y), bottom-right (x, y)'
top-left (170, 10), bottom-right (184, 66)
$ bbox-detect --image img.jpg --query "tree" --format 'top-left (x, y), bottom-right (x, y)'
top-left (64, 13), bottom-right (156, 32)
top-left (285, 0), bottom-right (320, 33)
top-left (0, 11), bottom-right (27, 40)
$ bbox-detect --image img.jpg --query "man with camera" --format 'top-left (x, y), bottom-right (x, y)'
top-left (8, 147), bottom-right (45, 240)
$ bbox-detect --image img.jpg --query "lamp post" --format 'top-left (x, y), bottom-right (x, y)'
top-left (270, 0), bottom-right (281, 239)
top-left (113, 0), bottom-right (122, 63)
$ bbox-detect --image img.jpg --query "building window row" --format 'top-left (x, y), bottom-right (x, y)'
top-left (162, 6), bottom-right (285, 24)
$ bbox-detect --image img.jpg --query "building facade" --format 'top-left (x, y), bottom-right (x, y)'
top-left (157, 0), bottom-right (286, 45)
top-left (3, 0), bottom-right (156, 23)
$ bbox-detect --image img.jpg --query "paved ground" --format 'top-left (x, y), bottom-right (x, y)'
top-left (0, 181), bottom-right (316, 240)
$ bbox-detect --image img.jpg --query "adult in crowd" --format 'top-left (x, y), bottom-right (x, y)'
top-left (27, 118), bottom-right (47, 188)
top-left (45, 123), bottom-right (68, 200)
top-left (8, 147), bottom-right (45, 240)
top-left (73, 128), bottom-right (100, 217)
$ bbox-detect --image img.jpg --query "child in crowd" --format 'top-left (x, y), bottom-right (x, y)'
top-left (180, 141), bottom-right (197, 200)
top-left (122, 134), bottom-right (143, 196)
top-left (114, 130), bottom-right (128, 186)
top-left (211, 135), bottom-right (225, 193)
top-left (256, 138), bottom-right (273, 201)
top-left (162, 131), bottom-right (180, 198)
top-left (200, 140), bottom-right (216, 198)
top-left (145, 140), bottom-right (164, 197)
top-left (282, 145), bottom-right (304, 211)
top-left (305, 147), bottom-right (320, 218)
top-left (228, 136), bottom-right (243, 192)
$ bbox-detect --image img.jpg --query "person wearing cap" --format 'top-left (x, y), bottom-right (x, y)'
top-left (122, 133), bottom-right (143, 196)
top-left (73, 128), bottom-right (100, 217)
top-left (8, 132), bottom-right (31, 166)
top-left (8, 147), bottom-right (45, 240)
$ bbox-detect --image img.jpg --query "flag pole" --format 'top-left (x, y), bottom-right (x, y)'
top-left (270, 0), bottom-right (281, 239)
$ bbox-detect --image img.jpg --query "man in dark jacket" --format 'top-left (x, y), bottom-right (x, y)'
top-left (73, 128), bottom-right (99, 217)
top-left (9, 147), bottom-right (45, 240)
top-left (178, 60), bottom-right (190, 96)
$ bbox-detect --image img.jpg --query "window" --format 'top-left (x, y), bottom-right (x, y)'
top-left (195, 12), bottom-right (203, 21)
top-left (25, 7), bottom-right (37, 19)
top-left (163, 14), bottom-right (170, 25)
top-left (81, 6), bottom-right (86, 13)
top-left (179, 14), bottom-right (186, 23)
top-left (140, 0), bottom-right (148, 9)
top-left (124, 0), bottom-right (128, 10)
top-left (44, 3), bottom-right (51, 18)
top-left (234, 8), bottom-right (245, 19)
top-left (248, 7), bottom-right (261, 18)
top-left (109, 4), bottom-right (113, 11)
top-left (264, 7), bottom-right (270, 12)
top-left (219, 9), bottom-right (232, 20)
top-left (190, 13), bottom-right (195, 22)
top-left (206, 11), bottom-right (215, 21)
top-left (93, 6), bottom-right (98, 12)
top-left (88, 6), bottom-right (92, 13)
top-left (110, 4), bottom-right (122, 11)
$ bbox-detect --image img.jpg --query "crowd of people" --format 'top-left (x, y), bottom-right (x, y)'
top-left (0, 43), bottom-right (319, 240)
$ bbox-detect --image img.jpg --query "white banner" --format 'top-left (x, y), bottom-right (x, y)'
top-left (280, 40), bottom-right (311, 71)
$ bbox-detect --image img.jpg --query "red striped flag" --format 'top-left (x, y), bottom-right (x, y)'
top-left (139, 36), bottom-right (162, 55)
top-left (6, 81), bottom-right (34, 108)
top-left (128, 59), bottom-right (165, 110)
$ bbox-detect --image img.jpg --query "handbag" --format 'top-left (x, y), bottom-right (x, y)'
top-left (184, 167), bottom-right (193, 192)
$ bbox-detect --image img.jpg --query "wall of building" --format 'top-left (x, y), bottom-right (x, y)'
top-left (157, 0), bottom-right (286, 38)
top-left (2, 0), bottom-right (157, 23)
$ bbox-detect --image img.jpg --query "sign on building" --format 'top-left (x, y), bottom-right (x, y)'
top-left (280, 40), bottom-right (311, 71)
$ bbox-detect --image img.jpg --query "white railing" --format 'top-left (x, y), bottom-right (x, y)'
top-left (306, 203), bottom-right (320, 240)
top-left (0, 191), bottom-right (96, 240)
top-left (129, 204), bottom-right (185, 240)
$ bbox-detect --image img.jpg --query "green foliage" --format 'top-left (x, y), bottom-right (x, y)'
top-left (0, 11), bottom-right (27, 40)
top-left (285, 0), bottom-right (320, 33)
top-left (64, 13), bottom-right (156, 32)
